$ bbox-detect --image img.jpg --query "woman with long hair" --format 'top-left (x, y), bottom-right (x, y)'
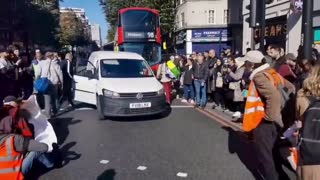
top-left (296, 64), bottom-right (320, 179)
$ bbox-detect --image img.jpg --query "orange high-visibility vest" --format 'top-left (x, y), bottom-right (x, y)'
top-left (0, 135), bottom-right (24, 180)
top-left (242, 68), bottom-right (284, 132)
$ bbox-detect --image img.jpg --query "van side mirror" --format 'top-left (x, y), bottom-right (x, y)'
top-left (86, 70), bottom-right (96, 79)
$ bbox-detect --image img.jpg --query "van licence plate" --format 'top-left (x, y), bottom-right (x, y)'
top-left (129, 102), bottom-right (151, 109)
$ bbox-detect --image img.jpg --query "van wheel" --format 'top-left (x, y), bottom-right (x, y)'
top-left (96, 96), bottom-right (105, 120)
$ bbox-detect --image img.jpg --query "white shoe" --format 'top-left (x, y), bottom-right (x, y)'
top-left (232, 111), bottom-right (242, 118)
top-left (190, 100), bottom-right (195, 104)
top-left (181, 99), bottom-right (188, 103)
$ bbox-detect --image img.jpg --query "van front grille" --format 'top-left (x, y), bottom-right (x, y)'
top-left (119, 92), bottom-right (158, 98)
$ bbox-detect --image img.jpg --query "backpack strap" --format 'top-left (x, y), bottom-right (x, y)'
top-left (263, 69), bottom-right (284, 88)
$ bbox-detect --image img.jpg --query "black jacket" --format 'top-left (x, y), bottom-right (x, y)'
top-left (194, 63), bottom-right (209, 82)
top-left (182, 65), bottom-right (194, 85)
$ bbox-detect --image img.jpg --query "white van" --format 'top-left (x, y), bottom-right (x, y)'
top-left (73, 51), bottom-right (168, 119)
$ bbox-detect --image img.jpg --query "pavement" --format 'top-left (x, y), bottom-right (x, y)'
top-left (34, 100), bottom-right (294, 180)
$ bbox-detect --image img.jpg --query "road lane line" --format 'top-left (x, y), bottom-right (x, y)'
top-left (76, 108), bottom-right (95, 110)
top-left (137, 166), bottom-right (147, 171)
top-left (171, 105), bottom-right (194, 108)
top-left (99, 160), bottom-right (110, 164)
top-left (177, 172), bottom-right (188, 178)
top-left (195, 108), bottom-right (242, 131)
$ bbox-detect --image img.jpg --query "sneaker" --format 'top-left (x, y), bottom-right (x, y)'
top-left (190, 100), bottom-right (195, 104)
top-left (232, 111), bottom-right (242, 119)
top-left (181, 99), bottom-right (188, 103)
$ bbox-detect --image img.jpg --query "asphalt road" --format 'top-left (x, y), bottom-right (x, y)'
top-left (36, 101), bottom-right (262, 180)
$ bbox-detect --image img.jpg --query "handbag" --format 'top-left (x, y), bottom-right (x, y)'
top-left (35, 60), bottom-right (52, 93)
top-left (229, 81), bottom-right (240, 90)
top-left (216, 75), bottom-right (223, 88)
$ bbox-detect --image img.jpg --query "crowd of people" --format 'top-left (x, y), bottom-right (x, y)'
top-left (161, 45), bottom-right (320, 122)
top-left (156, 44), bottom-right (320, 180)
top-left (0, 45), bottom-right (75, 118)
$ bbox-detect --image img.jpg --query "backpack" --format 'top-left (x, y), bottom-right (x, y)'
top-left (299, 97), bottom-right (320, 165)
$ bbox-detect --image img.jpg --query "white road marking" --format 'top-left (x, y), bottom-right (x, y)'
top-left (99, 160), bottom-right (110, 164)
top-left (137, 166), bottom-right (147, 171)
top-left (76, 108), bottom-right (95, 111)
top-left (171, 105), bottom-right (194, 108)
top-left (177, 172), bottom-right (188, 178)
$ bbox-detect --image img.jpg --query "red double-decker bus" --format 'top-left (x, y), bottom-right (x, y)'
top-left (115, 7), bottom-right (162, 71)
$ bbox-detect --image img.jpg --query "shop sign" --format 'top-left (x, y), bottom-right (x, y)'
top-left (254, 16), bottom-right (287, 41)
top-left (192, 29), bottom-right (230, 42)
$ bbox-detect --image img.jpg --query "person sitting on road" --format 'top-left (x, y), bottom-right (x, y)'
top-left (0, 96), bottom-right (49, 179)
top-left (1, 96), bottom-right (62, 178)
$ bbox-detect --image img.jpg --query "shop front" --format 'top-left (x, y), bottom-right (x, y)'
top-left (254, 16), bottom-right (287, 50)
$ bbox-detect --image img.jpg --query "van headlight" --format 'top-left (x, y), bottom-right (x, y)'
top-left (157, 88), bottom-right (164, 95)
top-left (103, 89), bottom-right (120, 98)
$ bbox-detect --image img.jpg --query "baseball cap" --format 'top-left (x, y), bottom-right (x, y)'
top-left (243, 50), bottom-right (265, 64)
top-left (285, 53), bottom-right (296, 61)
top-left (3, 96), bottom-right (21, 106)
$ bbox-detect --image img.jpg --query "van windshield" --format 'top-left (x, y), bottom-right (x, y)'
top-left (100, 59), bottom-right (154, 78)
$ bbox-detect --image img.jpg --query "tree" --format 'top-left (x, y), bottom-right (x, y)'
top-left (59, 10), bottom-right (89, 47)
top-left (99, 0), bottom-right (175, 42)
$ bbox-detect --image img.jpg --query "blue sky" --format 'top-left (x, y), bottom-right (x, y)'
top-left (61, 0), bottom-right (108, 44)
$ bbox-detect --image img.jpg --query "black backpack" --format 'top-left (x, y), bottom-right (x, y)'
top-left (299, 97), bottom-right (320, 165)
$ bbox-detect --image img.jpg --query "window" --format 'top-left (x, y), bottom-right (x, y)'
top-left (181, 12), bottom-right (185, 27)
top-left (176, 14), bottom-right (180, 28)
top-left (100, 59), bottom-right (153, 78)
top-left (223, 9), bottom-right (230, 24)
top-left (208, 10), bottom-right (215, 24)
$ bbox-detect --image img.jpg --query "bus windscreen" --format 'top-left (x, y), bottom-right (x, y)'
top-left (121, 10), bottom-right (158, 32)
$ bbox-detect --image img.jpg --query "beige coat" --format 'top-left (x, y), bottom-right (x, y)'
top-left (296, 90), bottom-right (320, 180)
top-left (229, 66), bottom-right (245, 102)
top-left (250, 64), bottom-right (295, 124)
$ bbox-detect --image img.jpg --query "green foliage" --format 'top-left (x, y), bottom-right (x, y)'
top-left (59, 11), bottom-right (88, 46)
top-left (99, 0), bottom-right (175, 41)
top-left (25, 1), bottom-right (61, 47)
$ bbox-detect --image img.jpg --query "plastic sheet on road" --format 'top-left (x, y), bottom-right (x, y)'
top-left (21, 95), bottom-right (57, 152)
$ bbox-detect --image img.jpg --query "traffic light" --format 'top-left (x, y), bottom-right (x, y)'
top-left (247, 0), bottom-right (259, 28)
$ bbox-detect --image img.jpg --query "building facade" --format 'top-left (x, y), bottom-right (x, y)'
top-left (91, 24), bottom-right (102, 48)
top-left (242, 0), bottom-right (320, 56)
top-left (175, 0), bottom-right (243, 56)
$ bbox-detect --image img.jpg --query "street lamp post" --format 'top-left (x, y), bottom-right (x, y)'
top-left (301, 0), bottom-right (313, 60)
top-left (259, 0), bottom-right (266, 52)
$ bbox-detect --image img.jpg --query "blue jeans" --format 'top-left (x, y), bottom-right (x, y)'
top-left (194, 80), bottom-right (207, 106)
top-left (21, 151), bottom-right (54, 175)
top-left (183, 84), bottom-right (195, 100)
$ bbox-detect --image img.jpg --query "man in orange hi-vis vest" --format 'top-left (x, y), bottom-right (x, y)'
top-left (241, 50), bottom-right (295, 180)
